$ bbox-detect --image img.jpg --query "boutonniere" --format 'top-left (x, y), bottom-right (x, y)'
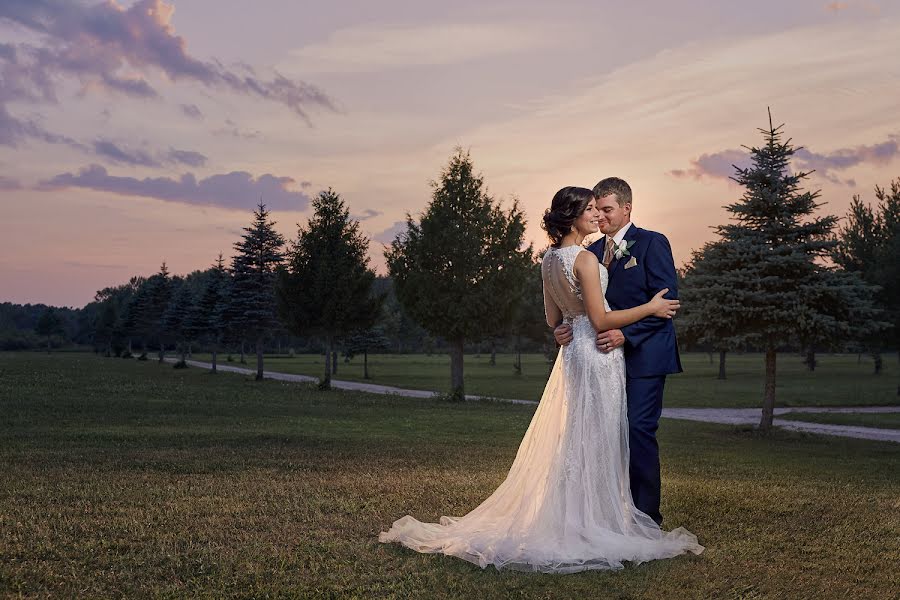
top-left (613, 239), bottom-right (636, 259)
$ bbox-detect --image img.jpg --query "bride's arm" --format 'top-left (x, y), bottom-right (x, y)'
top-left (575, 251), bottom-right (678, 332)
top-left (543, 276), bottom-right (563, 328)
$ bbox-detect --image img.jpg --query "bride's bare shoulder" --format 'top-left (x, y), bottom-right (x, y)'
top-left (574, 248), bottom-right (598, 267)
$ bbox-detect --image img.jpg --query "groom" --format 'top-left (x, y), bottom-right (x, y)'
top-left (553, 177), bottom-right (682, 526)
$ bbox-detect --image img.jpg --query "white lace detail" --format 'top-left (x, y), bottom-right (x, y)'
top-left (555, 245), bottom-right (583, 299)
top-left (378, 243), bottom-right (703, 573)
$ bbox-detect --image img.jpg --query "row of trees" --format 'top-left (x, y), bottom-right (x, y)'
top-left (10, 123), bottom-right (895, 419)
top-left (84, 154), bottom-right (550, 396)
top-left (679, 110), bottom-right (897, 430)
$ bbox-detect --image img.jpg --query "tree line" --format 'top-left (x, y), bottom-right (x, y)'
top-left (5, 127), bottom-right (898, 415)
top-left (12, 149), bottom-right (551, 398)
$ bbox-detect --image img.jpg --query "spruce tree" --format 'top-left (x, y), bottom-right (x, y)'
top-left (344, 328), bottom-right (391, 379)
top-left (385, 148), bottom-right (532, 400)
top-left (138, 262), bottom-right (174, 362)
top-left (277, 189), bottom-right (383, 389)
top-left (94, 301), bottom-right (117, 357)
top-left (186, 254), bottom-right (230, 373)
top-left (703, 110), bottom-right (885, 430)
top-left (229, 203), bottom-right (286, 380)
top-left (679, 240), bottom-right (749, 380)
top-left (162, 277), bottom-right (194, 368)
top-left (510, 255), bottom-right (549, 376)
top-left (35, 307), bottom-right (63, 353)
top-left (833, 183), bottom-right (900, 373)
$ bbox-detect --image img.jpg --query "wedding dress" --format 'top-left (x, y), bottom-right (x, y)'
top-left (378, 245), bottom-right (703, 573)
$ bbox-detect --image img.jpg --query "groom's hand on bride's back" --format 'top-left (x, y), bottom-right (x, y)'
top-left (596, 329), bottom-right (625, 353)
top-left (553, 324), bottom-right (573, 346)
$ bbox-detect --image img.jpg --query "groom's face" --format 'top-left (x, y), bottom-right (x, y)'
top-left (596, 193), bottom-right (631, 236)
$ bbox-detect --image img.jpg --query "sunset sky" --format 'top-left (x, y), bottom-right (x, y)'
top-left (2, 0), bottom-right (899, 307)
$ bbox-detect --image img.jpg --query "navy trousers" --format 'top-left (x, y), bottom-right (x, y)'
top-left (626, 375), bottom-right (666, 526)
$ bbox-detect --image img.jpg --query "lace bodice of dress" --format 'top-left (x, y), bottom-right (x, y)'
top-left (541, 245), bottom-right (610, 321)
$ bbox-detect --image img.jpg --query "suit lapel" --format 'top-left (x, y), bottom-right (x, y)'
top-left (608, 224), bottom-right (639, 280)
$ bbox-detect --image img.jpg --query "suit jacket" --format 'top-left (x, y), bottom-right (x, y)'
top-left (586, 224), bottom-right (683, 378)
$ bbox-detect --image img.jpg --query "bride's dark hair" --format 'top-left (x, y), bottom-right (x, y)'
top-left (541, 186), bottom-right (595, 247)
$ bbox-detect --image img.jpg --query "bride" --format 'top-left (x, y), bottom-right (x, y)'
top-left (378, 186), bottom-right (704, 573)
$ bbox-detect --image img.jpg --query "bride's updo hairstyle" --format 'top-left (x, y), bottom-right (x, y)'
top-left (541, 186), bottom-right (595, 247)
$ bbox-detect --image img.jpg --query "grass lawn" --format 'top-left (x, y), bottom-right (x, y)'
top-left (1, 352), bottom-right (898, 599)
top-left (779, 412), bottom-right (900, 430)
top-left (191, 350), bottom-right (900, 408)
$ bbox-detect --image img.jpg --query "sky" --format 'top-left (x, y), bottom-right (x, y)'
top-left (2, 0), bottom-right (899, 308)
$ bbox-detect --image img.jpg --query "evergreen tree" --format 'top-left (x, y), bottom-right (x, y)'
top-left (376, 277), bottom-right (428, 353)
top-left (679, 240), bottom-right (749, 380)
top-left (277, 189), bottom-right (383, 389)
top-left (833, 182), bottom-right (900, 372)
top-left (229, 203), bottom-right (286, 380)
top-left (94, 300), bottom-right (118, 357)
top-left (110, 276), bottom-right (143, 356)
top-left (35, 307), bottom-right (64, 352)
top-left (162, 277), bottom-right (194, 368)
top-left (138, 263), bottom-right (174, 362)
top-left (385, 148), bottom-right (533, 400)
top-left (186, 254), bottom-right (230, 373)
top-left (511, 254), bottom-right (550, 376)
top-left (344, 328), bottom-right (391, 379)
top-left (702, 110), bottom-right (885, 430)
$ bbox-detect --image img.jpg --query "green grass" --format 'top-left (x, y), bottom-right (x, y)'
top-left (779, 412), bottom-right (900, 430)
top-left (192, 350), bottom-right (900, 408)
top-left (1, 352), bottom-right (899, 599)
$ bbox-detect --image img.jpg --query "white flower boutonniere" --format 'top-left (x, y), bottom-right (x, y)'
top-left (613, 239), bottom-right (636, 260)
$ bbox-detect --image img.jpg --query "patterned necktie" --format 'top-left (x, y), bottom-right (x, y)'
top-left (602, 236), bottom-right (615, 268)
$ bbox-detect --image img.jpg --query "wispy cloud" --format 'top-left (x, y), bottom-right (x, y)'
top-left (213, 119), bottom-right (261, 140)
top-left (825, 0), bottom-right (881, 14)
top-left (668, 149), bottom-right (751, 181)
top-left (669, 134), bottom-right (900, 185)
top-left (0, 174), bottom-right (22, 190)
top-left (284, 22), bottom-right (553, 74)
top-left (351, 208), bottom-right (382, 221)
top-left (0, 0), bottom-right (336, 149)
top-left (179, 103), bottom-right (203, 120)
top-left (794, 134), bottom-right (899, 181)
top-left (92, 139), bottom-right (207, 168)
top-left (39, 165), bottom-right (311, 211)
top-left (372, 220), bottom-right (407, 244)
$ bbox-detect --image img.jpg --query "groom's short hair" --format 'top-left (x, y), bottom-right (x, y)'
top-left (593, 177), bottom-right (632, 206)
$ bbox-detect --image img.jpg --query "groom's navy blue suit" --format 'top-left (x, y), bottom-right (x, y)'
top-left (586, 223), bottom-right (682, 526)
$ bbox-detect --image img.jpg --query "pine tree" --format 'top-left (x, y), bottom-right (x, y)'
top-left (833, 182), bottom-right (900, 373)
top-left (511, 254), bottom-right (550, 376)
top-left (229, 203), bottom-right (286, 380)
top-left (120, 276), bottom-right (152, 359)
top-left (679, 240), bottom-right (750, 380)
top-left (385, 148), bottom-right (533, 400)
top-left (137, 262), bottom-right (174, 362)
top-left (344, 328), bottom-right (391, 379)
top-left (35, 307), bottom-right (63, 353)
top-left (277, 189), bottom-right (383, 389)
top-left (162, 277), bottom-right (194, 368)
top-left (186, 254), bottom-right (230, 373)
top-left (94, 301), bottom-right (117, 357)
top-left (701, 110), bottom-right (885, 430)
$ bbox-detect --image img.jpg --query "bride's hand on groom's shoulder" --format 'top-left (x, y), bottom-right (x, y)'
top-left (553, 324), bottom-right (573, 346)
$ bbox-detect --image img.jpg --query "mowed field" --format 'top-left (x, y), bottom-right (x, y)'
top-left (1, 352), bottom-right (898, 599)
top-left (191, 350), bottom-right (900, 408)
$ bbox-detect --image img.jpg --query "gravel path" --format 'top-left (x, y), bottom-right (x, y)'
top-left (165, 357), bottom-right (900, 443)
